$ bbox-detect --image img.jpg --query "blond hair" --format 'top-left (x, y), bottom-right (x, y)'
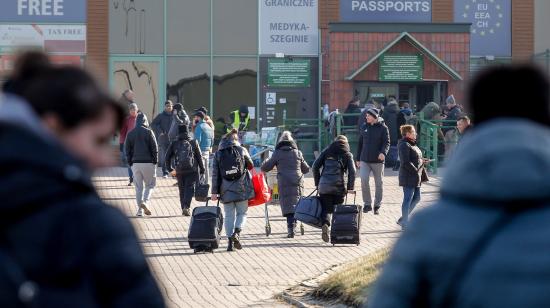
top-left (279, 131), bottom-right (294, 142)
top-left (400, 125), bottom-right (415, 137)
top-left (334, 135), bottom-right (348, 143)
top-left (224, 128), bottom-right (239, 141)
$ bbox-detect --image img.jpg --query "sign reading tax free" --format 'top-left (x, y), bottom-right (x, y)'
top-left (379, 54), bottom-right (423, 81)
top-left (268, 59), bottom-right (311, 88)
top-left (260, 0), bottom-right (318, 55)
top-left (0, 0), bottom-right (87, 23)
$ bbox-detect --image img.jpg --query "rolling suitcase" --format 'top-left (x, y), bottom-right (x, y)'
top-left (188, 198), bottom-right (223, 253)
top-left (330, 192), bottom-right (361, 245)
top-left (294, 189), bottom-right (323, 229)
top-left (195, 174), bottom-right (210, 202)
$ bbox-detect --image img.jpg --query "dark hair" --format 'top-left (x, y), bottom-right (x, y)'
top-left (469, 65), bottom-right (550, 126)
top-left (5, 51), bottom-right (125, 129)
top-left (165, 100), bottom-right (173, 106)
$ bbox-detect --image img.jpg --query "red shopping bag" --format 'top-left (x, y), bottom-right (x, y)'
top-left (248, 169), bottom-right (271, 207)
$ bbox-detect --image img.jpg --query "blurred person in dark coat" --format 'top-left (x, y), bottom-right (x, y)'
top-left (369, 65), bottom-right (550, 308)
top-left (0, 52), bottom-right (164, 307)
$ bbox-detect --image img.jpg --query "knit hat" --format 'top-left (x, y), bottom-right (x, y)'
top-left (195, 106), bottom-right (208, 114)
top-left (239, 105), bottom-right (249, 114)
top-left (194, 111), bottom-right (206, 119)
top-left (178, 124), bottom-right (188, 135)
top-left (173, 103), bottom-right (183, 112)
top-left (366, 108), bottom-right (379, 119)
top-left (446, 94), bottom-right (456, 105)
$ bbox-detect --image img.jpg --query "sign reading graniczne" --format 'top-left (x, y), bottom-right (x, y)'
top-left (260, 0), bottom-right (319, 55)
top-left (340, 0), bottom-right (432, 22)
top-left (0, 0), bottom-right (87, 23)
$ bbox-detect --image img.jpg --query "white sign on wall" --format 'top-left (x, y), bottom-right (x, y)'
top-left (0, 24), bottom-right (86, 54)
top-left (260, 0), bottom-right (319, 55)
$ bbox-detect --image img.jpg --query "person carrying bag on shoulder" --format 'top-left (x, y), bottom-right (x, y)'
top-left (211, 129), bottom-right (255, 252)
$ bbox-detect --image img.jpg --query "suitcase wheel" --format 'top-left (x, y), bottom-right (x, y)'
top-left (300, 224), bottom-right (305, 235)
top-left (265, 224), bottom-right (271, 237)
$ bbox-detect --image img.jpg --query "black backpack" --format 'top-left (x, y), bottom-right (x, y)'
top-left (176, 140), bottom-right (195, 171)
top-left (218, 146), bottom-right (245, 181)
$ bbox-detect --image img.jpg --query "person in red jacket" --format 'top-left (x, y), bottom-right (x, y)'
top-left (120, 103), bottom-right (138, 185)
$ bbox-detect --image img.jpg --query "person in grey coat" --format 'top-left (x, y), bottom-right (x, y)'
top-left (369, 66), bottom-right (550, 308)
top-left (125, 113), bottom-right (158, 217)
top-left (151, 100), bottom-right (174, 177)
top-left (211, 129), bottom-right (255, 251)
top-left (261, 131), bottom-right (310, 238)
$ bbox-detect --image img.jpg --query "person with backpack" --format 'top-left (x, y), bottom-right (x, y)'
top-left (312, 135), bottom-right (356, 243)
top-left (165, 125), bottom-right (205, 216)
top-left (261, 131), bottom-right (310, 238)
top-left (211, 128), bottom-right (255, 252)
top-left (0, 51), bottom-right (164, 307)
top-left (125, 113), bottom-right (159, 217)
top-left (369, 66), bottom-right (550, 308)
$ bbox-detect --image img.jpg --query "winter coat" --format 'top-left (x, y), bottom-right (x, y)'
top-left (446, 105), bottom-right (463, 122)
top-left (194, 120), bottom-right (214, 152)
top-left (261, 140), bottom-right (310, 216)
top-left (356, 121), bottom-right (390, 163)
top-left (125, 114), bottom-right (158, 165)
top-left (382, 102), bottom-right (400, 146)
top-left (119, 115), bottom-right (137, 144)
top-left (211, 137), bottom-right (255, 203)
top-left (398, 138), bottom-right (426, 188)
top-left (168, 111), bottom-right (190, 143)
top-left (344, 102), bottom-right (362, 127)
top-left (0, 123), bottom-right (164, 307)
top-left (151, 111), bottom-right (173, 146)
top-left (313, 140), bottom-right (356, 196)
top-left (370, 119), bottom-right (550, 308)
top-left (164, 136), bottom-right (205, 175)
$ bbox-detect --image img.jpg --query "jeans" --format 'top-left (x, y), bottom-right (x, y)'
top-left (176, 171), bottom-right (198, 210)
top-left (119, 143), bottom-right (133, 181)
top-left (158, 142), bottom-right (169, 176)
top-left (285, 215), bottom-right (296, 229)
top-left (401, 186), bottom-right (421, 227)
top-left (201, 151), bottom-right (210, 182)
top-left (319, 194), bottom-right (345, 226)
top-left (132, 163), bottom-right (157, 207)
top-left (360, 162), bottom-right (384, 208)
top-left (223, 200), bottom-right (248, 238)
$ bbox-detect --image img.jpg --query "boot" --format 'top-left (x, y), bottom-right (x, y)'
top-left (232, 228), bottom-right (242, 250)
top-left (227, 238), bottom-right (235, 252)
top-left (287, 221), bottom-right (296, 238)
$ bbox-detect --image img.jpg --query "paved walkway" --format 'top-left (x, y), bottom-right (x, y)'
top-left (93, 167), bottom-right (440, 307)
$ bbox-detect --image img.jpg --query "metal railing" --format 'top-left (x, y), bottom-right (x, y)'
top-left (417, 112), bottom-right (459, 174)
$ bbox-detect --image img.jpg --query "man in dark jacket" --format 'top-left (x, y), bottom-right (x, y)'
top-left (126, 113), bottom-right (159, 216)
top-left (344, 96), bottom-right (362, 127)
top-left (356, 109), bottom-right (390, 214)
top-left (151, 100), bottom-right (174, 177)
top-left (370, 66), bottom-right (550, 308)
top-left (381, 99), bottom-right (400, 167)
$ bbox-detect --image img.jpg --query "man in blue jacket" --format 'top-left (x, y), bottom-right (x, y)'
top-left (369, 66), bottom-right (550, 308)
top-left (355, 109), bottom-right (390, 215)
top-left (193, 111), bottom-right (214, 180)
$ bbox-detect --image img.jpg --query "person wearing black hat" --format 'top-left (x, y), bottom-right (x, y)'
top-left (193, 110), bottom-right (214, 181)
top-left (356, 108), bottom-right (390, 215)
top-left (164, 124), bottom-right (205, 216)
top-left (194, 106), bottom-right (215, 130)
top-left (228, 105), bottom-right (251, 132)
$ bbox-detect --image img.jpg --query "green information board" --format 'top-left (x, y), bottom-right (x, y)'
top-left (268, 59), bottom-right (311, 88)
top-left (379, 54), bottom-right (423, 81)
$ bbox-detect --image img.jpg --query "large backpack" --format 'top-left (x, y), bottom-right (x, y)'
top-left (176, 140), bottom-right (195, 171)
top-left (218, 146), bottom-right (245, 181)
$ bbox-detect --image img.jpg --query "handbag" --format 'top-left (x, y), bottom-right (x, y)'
top-left (248, 169), bottom-right (271, 207)
top-left (195, 174), bottom-right (210, 202)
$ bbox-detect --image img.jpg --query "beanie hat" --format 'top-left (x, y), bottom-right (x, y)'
top-left (446, 94), bottom-right (456, 105)
top-left (366, 108), bottom-right (379, 119)
top-left (194, 111), bottom-right (206, 119)
top-left (239, 105), bottom-right (249, 114)
top-left (173, 103), bottom-right (183, 112)
top-left (195, 106), bottom-right (208, 114)
top-left (178, 124), bottom-right (189, 135)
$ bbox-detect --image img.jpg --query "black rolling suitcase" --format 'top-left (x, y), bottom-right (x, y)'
top-left (188, 198), bottom-right (223, 253)
top-left (330, 192), bottom-right (362, 246)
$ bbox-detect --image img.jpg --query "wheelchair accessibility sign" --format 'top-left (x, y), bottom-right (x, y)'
top-left (266, 92), bottom-right (276, 105)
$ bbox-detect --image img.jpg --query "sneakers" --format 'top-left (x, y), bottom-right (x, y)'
top-left (136, 209), bottom-right (144, 217)
top-left (140, 203), bottom-right (152, 216)
top-left (227, 239), bottom-right (235, 252)
top-left (231, 228), bottom-right (242, 250)
top-left (321, 224), bottom-right (330, 243)
top-left (162, 175), bottom-right (168, 179)
top-left (363, 205), bottom-right (372, 213)
top-left (374, 208), bottom-right (380, 215)
top-left (182, 208), bottom-right (191, 216)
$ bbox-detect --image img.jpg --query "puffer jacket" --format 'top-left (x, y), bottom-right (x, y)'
top-left (125, 113), bottom-right (158, 165)
top-left (151, 111), bottom-right (173, 146)
top-left (211, 137), bottom-right (255, 203)
top-left (382, 102), bottom-right (400, 146)
top-left (124, 113), bottom-right (158, 166)
top-left (313, 140), bottom-right (356, 196)
top-left (370, 119), bottom-right (550, 308)
top-left (0, 123), bottom-right (164, 307)
top-left (261, 140), bottom-right (310, 216)
top-left (398, 137), bottom-right (425, 188)
top-left (356, 120), bottom-right (390, 163)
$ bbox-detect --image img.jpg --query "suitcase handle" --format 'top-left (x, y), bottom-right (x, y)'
top-left (205, 197), bottom-right (221, 208)
top-left (305, 189), bottom-right (318, 198)
top-left (345, 191), bottom-right (357, 205)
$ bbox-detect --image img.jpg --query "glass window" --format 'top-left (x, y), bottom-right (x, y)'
top-left (166, 57), bottom-right (210, 116)
top-left (167, 0), bottom-right (210, 54)
top-left (109, 0), bottom-right (164, 54)
top-left (213, 0), bottom-right (258, 55)
top-left (213, 57), bottom-right (257, 133)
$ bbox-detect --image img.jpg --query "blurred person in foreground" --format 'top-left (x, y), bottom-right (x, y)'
top-left (0, 51), bottom-right (164, 307)
top-left (369, 65), bottom-right (550, 308)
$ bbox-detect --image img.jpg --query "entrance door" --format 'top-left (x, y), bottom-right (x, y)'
top-left (416, 84), bottom-right (435, 111)
top-left (354, 82), bottom-right (398, 107)
top-left (110, 56), bottom-right (165, 121)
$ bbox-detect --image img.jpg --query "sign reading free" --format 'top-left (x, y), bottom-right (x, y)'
top-left (340, 0), bottom-right (432, 22)
top-left (379, 54), bottom-right (423, 81)
top-left (0, 0), bottom-right (87, 23)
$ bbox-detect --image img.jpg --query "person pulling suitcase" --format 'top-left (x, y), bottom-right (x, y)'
top-left (312, 135), bottom-right (356, 243)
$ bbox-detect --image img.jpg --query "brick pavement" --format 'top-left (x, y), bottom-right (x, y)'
top-left (93, 167), bottom-right (440, 308)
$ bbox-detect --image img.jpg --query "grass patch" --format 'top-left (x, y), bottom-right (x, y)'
top-left (313, 248), bottom-right (390, 307)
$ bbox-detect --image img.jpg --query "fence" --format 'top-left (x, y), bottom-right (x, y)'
top-left (417, 113), bottom-right (459, 174)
